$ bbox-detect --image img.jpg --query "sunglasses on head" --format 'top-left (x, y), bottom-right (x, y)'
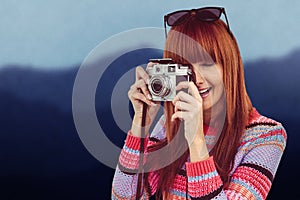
top-left (164, 7), bottom-right (231, 37)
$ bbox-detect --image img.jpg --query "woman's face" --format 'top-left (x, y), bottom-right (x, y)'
top-left (191, 63), bottom-right (224, 112)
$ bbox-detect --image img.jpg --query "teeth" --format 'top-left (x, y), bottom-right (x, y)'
top-left (199, 88), bottom-right (209, 94)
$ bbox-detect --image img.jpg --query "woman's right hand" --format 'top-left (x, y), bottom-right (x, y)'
top-left (128, 64), bottom-right (160, 137)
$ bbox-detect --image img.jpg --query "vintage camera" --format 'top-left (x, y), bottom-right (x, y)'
top-left (147, 58), bottom-right (192, 101)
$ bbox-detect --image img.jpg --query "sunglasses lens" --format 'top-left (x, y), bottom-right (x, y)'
top-left (196, 8), bottom-right (221, 21)
top-left (167, 11), bottom-right (189, 26)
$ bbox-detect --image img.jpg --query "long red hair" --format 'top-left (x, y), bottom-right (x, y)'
top-left (145, 18), bottom-right (253, 199)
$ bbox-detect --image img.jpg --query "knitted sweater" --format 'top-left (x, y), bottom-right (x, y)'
top-left (112, 109), bottom-right (287, 199)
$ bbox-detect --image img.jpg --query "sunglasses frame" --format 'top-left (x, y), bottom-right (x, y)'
top-left (164, 7), bottom-right (231, 38)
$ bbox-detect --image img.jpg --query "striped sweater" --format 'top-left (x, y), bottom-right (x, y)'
top-left (112, 108), bottom-right (287, 199)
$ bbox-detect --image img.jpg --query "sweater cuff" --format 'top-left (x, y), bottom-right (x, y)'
top-left (185, 156), bottom-right (223, 198)
top-left (125, 130), bottom-right (148, 150)
top-left (118, 131), bottom-right (148, 173)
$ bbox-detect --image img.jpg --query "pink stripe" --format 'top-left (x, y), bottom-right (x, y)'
top-left (188, 175), bottom-right (222, 197)
top-left (119, 150), bottom-right (139, 169)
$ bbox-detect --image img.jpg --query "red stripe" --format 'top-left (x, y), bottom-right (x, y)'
top-left (125, 132), bottom-right (149, 150)
top-left (186, 156), bottom-right (216, 177)
top-left (232, 166), bottom-right (271, 199)
top-left (240, 128), bottom-right (286, 146)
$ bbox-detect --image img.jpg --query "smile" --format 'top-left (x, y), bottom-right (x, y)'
top-left (199, 87), bottom-right (212, 98)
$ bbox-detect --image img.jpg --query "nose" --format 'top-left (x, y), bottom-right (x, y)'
top-left (192, 65), bottom-right (205, 85)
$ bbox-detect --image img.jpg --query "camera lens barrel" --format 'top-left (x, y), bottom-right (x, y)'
top-left (149, 75), bottom-right (171, 98)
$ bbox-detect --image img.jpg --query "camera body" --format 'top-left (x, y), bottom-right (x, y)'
top-left (147, 58), bottom-right (192, 101)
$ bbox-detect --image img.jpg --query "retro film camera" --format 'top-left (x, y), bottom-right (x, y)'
top-left (147, 58), bottom-right (192, 101)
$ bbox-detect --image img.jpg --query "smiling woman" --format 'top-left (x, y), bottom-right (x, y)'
top-left (111, 6), bottom-right (287, 200)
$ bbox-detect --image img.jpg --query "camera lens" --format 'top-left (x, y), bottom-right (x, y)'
top-left (152, 80), bottom-right (163, 93)
top-left (149, 75), bottom-right (171, 98)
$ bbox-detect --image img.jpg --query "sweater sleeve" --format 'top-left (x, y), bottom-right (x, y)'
top-left (112, 116), bottom-right (165, 199)
top-left (185, 124), bottom-right (287, 200)
top-left (111, 132), bottom-right (149, 200)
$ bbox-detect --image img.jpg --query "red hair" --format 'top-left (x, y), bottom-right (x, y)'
top-left (145, 18), bottom-right (253, 198)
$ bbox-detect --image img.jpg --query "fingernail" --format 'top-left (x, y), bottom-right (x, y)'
top-left (147, 94), bottom-right (152, 100)
top-left (146, 79), bottom-right (150, 85)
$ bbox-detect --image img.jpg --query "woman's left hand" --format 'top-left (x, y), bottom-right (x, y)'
top-left (171, 81), bottom-right (209, 162)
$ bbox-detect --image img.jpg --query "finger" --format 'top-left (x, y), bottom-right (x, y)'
top-left (146, 62), bottom-right (157, 69)
top-left (128, 84), bottom-right (141, 97)
top-left (174, 100), bottom-right (192, 113)
top-left (172, 90), bottom-right (194, 105)
top-left (128, 83), bottom-right (149, 103)
top-left (131, 91), bottom-right (155, 106)
top-left (175, 81), bottom-right (190, 91)
top-left (187, 82), bottom-right (202, 101)
top-left (135, 79), bottom-right (152, 100)
top-left (176, 81), bottom-right (202, 101)
top-left (171, 111), bottom-right (186, 122)
top-left (136, 66), bottom-right (150, 84)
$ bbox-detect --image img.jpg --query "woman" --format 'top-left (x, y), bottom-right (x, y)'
top-left (112, 7), bottom-right (287, 200)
